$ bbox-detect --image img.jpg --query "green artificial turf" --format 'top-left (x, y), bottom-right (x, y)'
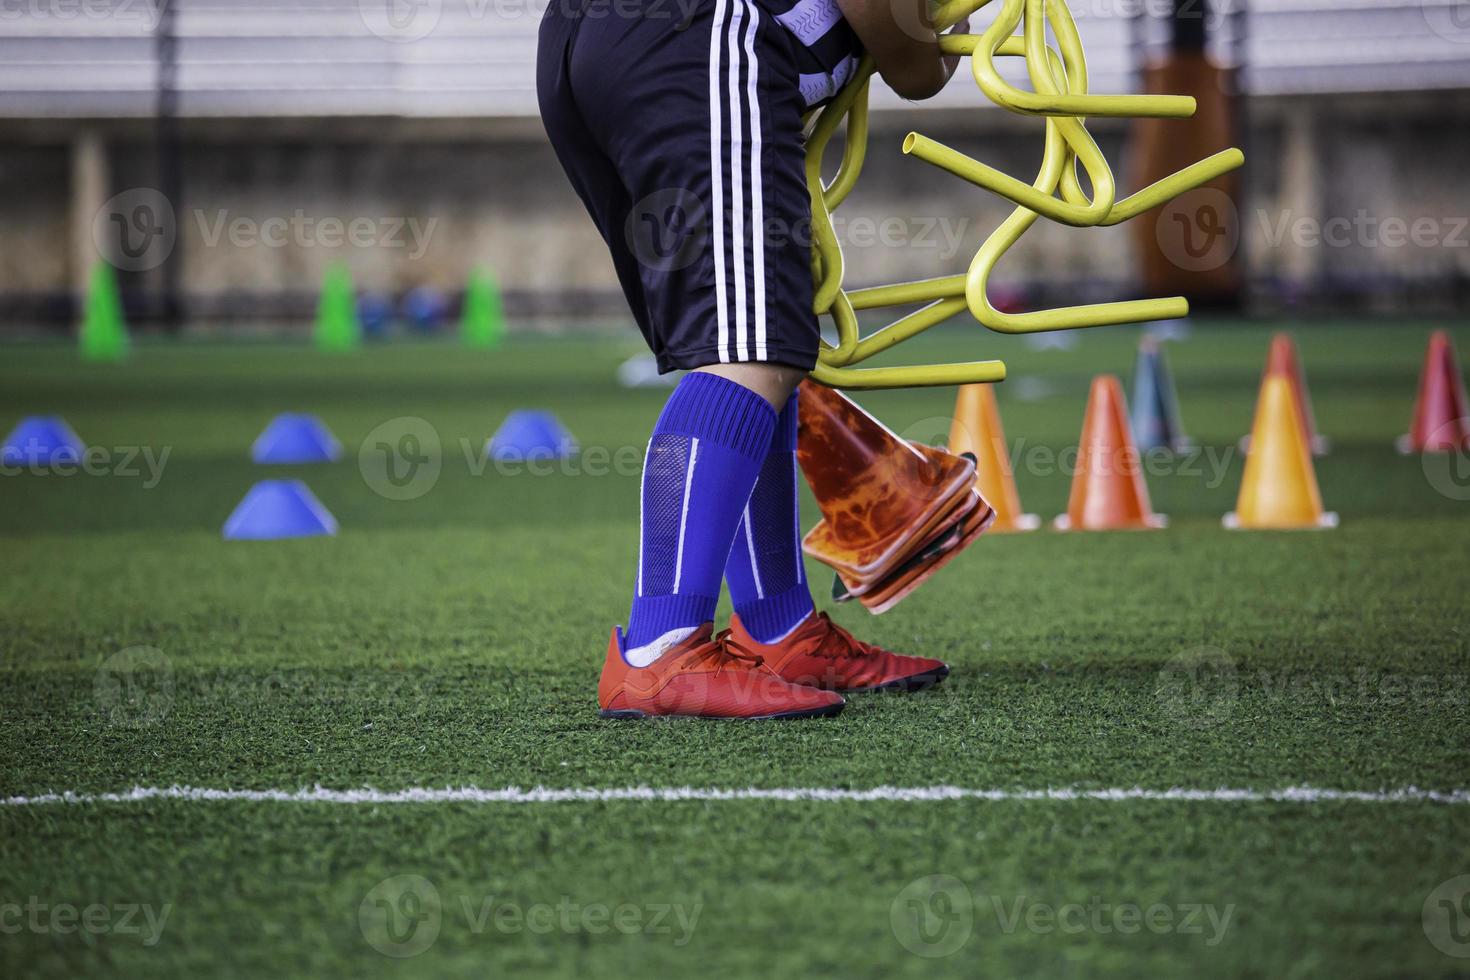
top-left (1, 320), bottom-right (1467, 978)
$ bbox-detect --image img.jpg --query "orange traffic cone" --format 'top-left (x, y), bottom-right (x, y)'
top-left (1397, 330), bottom-right (1470, 454)
top-left (947, 384), bottom-right (1039, 533)
top-left (796, 381), bottom-right (979, 580)
top-left (797, 382), bottom-right (994, 613)
top-left (839, 488), bottom-right (993, 614)
top-left (1054, 375), bottom-right (1167, 531)
top-left (1242, 333), bottom-right (1328, 456)
top-left (1224, 375), bottom-right (1337, 530)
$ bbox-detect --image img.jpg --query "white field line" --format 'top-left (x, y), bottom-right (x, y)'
top-left (2, 785), bottom-right (1469, 807)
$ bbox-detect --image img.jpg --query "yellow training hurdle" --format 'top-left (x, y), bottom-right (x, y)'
top-left (807, 0), bottom-right (1246, 390)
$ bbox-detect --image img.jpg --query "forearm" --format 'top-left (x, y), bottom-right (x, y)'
top-left (835, 0), bottom-right (957, 101)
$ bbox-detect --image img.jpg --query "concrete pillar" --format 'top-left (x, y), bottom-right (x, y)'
top-left (70, 129), bottom-right (108, 303)
top-left (1274, 106), bottom-right (1325, 288)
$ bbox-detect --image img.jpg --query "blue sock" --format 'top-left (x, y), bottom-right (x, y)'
top-left (724, 390), bottom-right (815, 643)
top-left (624, 373), bottom-right (777, 658)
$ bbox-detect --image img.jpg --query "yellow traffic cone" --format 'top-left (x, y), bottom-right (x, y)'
top-left (947, 384), bottom-right (1039, 533)
top-left (1224, 375), bottom-right (1338, 530)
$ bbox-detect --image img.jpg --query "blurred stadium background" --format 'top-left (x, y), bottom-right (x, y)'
top-left (2, 0), bottom-right (1469, 335)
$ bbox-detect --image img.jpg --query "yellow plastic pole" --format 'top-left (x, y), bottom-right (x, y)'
top-left (846, 275), bottom-right (965, 311)
top-left (810, 357), bottom-right (1007, 390)
top-left (971, 0), bottom-right (1196, 119)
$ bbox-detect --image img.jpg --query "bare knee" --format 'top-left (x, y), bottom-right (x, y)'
top-left (692, 362), bottom-right (805, 410)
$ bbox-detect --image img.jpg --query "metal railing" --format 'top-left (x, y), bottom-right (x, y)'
top-left (0, 0), bottom-right (1465, 117)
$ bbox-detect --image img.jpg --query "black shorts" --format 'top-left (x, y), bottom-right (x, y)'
top-left (537, 0), bottom-right (820, 373)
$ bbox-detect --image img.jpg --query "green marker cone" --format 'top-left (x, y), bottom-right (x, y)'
top-left (460, 267), bottom-right (505, 349)
top-left (314, 263), bottom-right (361, 352)
top-left (79, 262), bottom-right (129, 362)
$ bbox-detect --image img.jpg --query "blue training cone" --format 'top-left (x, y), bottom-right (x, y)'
top-left (1130, 336), bottom-right (1191, 452)
top-left (223, 480), bottom-right (338, 540)
top-left (485, 410), bottom-right (578, 462)
top-left (251, 413), bottom-right (342, 464)
top-left (1146, 317), bottom-right (1193, 342)
top-left (2, 416), bottom-right (86, 467)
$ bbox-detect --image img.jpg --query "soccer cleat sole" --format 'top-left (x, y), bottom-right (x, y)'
top-left (840, 664), bottom-right (950, 694)
top-left (598, 701), bottom-right (845, 721)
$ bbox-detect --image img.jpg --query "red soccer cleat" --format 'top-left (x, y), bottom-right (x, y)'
top-left (727, 611), bottom-right (949, 694)
top-left (598, 624), bottom-right (846, 720)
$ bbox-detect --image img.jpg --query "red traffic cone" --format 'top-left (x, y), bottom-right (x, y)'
top-left (1054, 375), bottom-right (1167, 531)
top-left (1397, 330), bottom-right (1470, 454)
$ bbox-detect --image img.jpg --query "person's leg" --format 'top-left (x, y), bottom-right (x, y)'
top-left (545, 0), bottom-right (841, 721)
top-left (536, 1), bottom-right (656, 344)
top-left (621, 369), bottom-right (781, 661)
top-left (595, 358), bottom-right (840, 719)
top-left (723, 386), bottom-right (816, 643)
top-left (620, 363), bottom-right (800, 662)
top-left (554, 0), bottom-right (814, 661)
top-left (696, 362), bottom-right (805, 410)
top-left (724, 381), bottom-right (952, 692)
